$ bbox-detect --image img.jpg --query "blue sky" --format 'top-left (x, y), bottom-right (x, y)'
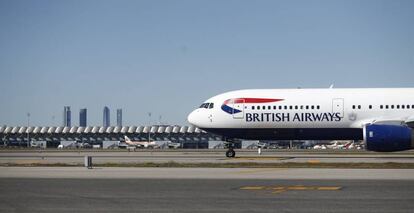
top-left (0, 0), bottom-right (413, 126)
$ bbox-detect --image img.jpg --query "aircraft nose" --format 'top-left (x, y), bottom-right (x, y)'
top-left (187, 110), bottom-right (198, 126)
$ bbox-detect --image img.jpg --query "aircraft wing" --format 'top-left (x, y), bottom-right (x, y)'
top-left (373, 115), bottom-right (414, 127)
top-left (372, 119), bottom-right (406, 126)
top-left (355, 115), bottom-right (414, 128)
top-left (405, 115), bottom-right (414, 127)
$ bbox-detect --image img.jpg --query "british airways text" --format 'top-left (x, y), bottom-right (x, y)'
top-left (245, 112), bottom-right (342, 122)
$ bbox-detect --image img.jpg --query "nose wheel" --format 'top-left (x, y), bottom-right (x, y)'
top-left (224, 138), bottom-right (237, 158)
top-left (226, 148), bottom-right (236, 158)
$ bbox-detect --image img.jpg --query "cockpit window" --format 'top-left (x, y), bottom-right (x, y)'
top-left (199, 103), bottom-right (214, 109)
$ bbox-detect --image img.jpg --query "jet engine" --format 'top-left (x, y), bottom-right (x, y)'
top-left (364, 124), bottom-right (414, 152)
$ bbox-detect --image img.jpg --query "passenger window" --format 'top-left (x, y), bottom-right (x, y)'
top-left (358, 105), bottom-right (361, 109)
top-left (306, 106), bottom-right (309, 110)
top-left (369, 105), bottom-right (372, 109)
top-left (295, 106), bottom-right (298, 110)
top-left (380, 105), bottom-right (383, 109)
top-left (402, 105), bottom-right (405, 109)
top-left (279, 106), bottom-right (282, 110)
top-left (289, 106), bottom-right (293, 110)
top-left (209, 103), bottom-right (214, 109)
top-left (252, 106), bottom-right (255, 110)
top-left (408, 105), bottom-right (411, 109)
top-left (311, 106), bottom-right (314, 110)
top-left (273, 106), bottom-right (276, 110)
top-left (284, 106), bottom-right (287, 110)
top-left (262, 106), bottom-right (266, 110)
top-left (352, 105), bottom-right (355, 109)
top-left (412, 105), bottom-right (414, 108)
top-left (391, 105), bottom-right (394, 109)
top-left (397, 105), bottom-right (400, 109)
top-left (268, 106), bottom-right (271, 110)
top-left (317, 105), bottom-right (320, 110)
top-left (386, 105), bottom-right (389, 109)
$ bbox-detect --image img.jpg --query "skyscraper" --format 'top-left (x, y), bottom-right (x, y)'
top-left (116, 109), bottom-right (122, 127)
top-left (63, 106), bottom-right (71, 127)
top-left (103, 106), bottom-right (110, 127)
top-left (79, 108), bottom-right (87, 127)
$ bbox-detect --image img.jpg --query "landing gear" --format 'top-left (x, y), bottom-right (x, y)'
top-left (226, 148), bottom-right (236, 158)
top-left (224, 138), bottom-right (236, 158)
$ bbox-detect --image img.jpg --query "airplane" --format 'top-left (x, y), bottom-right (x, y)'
top-left (313, 144), bottom-right (325, 150)
top-left (123, 136), bottom-right (158, 148)
top-left (342, 141), bottom-right (355, 149)
top-left (346, 142), bottom-right (355, 149)
top-left (187, 88), bottom-right (414, 157)
top-left (167, 141), bottom-right (181, 149)
top-left (326, 141), bottom-right (353, 149)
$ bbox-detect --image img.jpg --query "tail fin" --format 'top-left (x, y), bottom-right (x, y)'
top-left (344, 141), bottom-right (353, 149)
top-left (124, 135), bottom-right (131, 142)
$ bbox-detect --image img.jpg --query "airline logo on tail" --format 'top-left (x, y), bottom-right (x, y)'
top-left (221, 98), bottom-right (284, 114)
top-left (124, 135), bottom-right (132, 143)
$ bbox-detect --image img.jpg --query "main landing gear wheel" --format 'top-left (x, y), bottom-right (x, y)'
top-left (226, 149), bottom-right (236, 158)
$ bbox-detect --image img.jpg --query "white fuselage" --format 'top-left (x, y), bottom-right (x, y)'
top-left (125, 140), bottom-right (156, 148)
top-left (124, 136), bottom-right (157, 148)
top-left (187, 88), bottom-right (414, 140)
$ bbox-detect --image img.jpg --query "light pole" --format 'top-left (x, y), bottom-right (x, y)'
top-left (2, 134), bottom-right (6, 147)
top-left (27, 113), bottom-right (30, 148)
top-left (148, 112), bottom-right (151, 142)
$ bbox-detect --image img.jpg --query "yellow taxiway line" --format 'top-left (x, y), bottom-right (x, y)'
top-left (240, 185), bottom-right (342, 194)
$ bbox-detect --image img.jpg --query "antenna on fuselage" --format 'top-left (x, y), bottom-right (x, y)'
top-left (329, 84), bottom-right (334, 89)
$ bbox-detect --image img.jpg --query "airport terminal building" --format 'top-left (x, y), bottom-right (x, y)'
top-left (0, 125), bottom-right (224, 149)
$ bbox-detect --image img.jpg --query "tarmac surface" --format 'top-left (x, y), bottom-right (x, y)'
top-left (1, 150), bottom-right (414, 212)
top-left (2, 167), bottom-right (414, 180)
top-left (2, 149), bottom-right (414, 164)
top-left (1, 170), bottom-right (414, 213)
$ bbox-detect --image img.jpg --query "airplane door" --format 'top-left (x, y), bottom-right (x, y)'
top-left (332, 98), bottom-right (344, 118)
top-left (232, 99), bottom-right (245, 119)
